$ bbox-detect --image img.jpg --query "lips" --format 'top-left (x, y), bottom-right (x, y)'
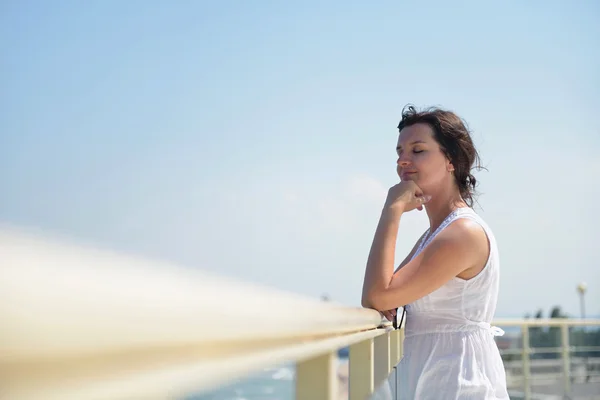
top-left (401, 171), bottom-right (417, 180)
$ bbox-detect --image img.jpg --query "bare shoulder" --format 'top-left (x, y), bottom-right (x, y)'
top-left (437, 217), bottom-right (489, 276)
top-left (444, 218), bottom-right (486, 241)
top-left (428, 218), bottom-right (489, 259)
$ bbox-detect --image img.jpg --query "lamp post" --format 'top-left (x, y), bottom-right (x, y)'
top-left (576, 282), bottom-right (589, 382)
top-left (576, 282), bottom-right (587, 320)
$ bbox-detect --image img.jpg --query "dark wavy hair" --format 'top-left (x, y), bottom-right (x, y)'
top-left (397, 105), bottom-right (483, 207)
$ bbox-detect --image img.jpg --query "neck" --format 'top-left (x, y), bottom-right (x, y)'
top-left (423, 185), bottom-right (467, 232)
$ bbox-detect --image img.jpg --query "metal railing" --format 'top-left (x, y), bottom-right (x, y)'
top-left (493, 319), bottom-right (600, 400)
top-left (0, 228), bottom-right (401, 400)
top-left (2, 228), bottom-right (598, 400)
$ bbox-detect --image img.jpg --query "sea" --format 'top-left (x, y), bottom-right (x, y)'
top-left (184, 345), bottom-right (354, 400)
top-left (185, 363), bottom-right (297, 400)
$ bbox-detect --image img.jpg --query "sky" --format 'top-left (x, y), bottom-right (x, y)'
top-left (1, 0), bottom-right (599, 318)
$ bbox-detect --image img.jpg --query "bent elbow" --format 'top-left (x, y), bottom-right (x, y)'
top-left (370, 297), bottom-right (385, 312)
top-left (361, 295), bottom-right (371, 309)
top-left (362, 290), bottom-right (382, 310)
top-left (361, 288), bottom-right (376, 309)
top-left (365, 289), bottom-right (396, 311)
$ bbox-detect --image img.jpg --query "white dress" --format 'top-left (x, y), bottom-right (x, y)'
top-left (372, 207), bottom-right (510, 400)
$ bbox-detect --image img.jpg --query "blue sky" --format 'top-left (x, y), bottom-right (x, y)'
top-left (1, 0), bottom-right (599, 317)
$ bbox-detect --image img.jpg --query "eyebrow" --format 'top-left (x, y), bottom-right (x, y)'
top-left (396, 140), bottom-right (426, 150)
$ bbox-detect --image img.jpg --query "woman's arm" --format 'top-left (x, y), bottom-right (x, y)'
top-left (361, 180), bottom-right (428, 309)
top-left (361, 208), bottom-right (402, 308)
top-left (361, 218), bottom-right (425, 311)
top-left (362, 218), bottom-right (483, 311)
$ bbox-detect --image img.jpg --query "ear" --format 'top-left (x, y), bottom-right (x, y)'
top-left (447, 161), bottom-right (455, 172)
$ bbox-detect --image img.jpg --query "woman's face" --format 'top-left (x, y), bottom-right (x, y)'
top-left (396, 123), bottom-right (453, 192)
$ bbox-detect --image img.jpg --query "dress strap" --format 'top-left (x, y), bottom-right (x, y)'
top-left (413, 207), bottom-right (473, 257)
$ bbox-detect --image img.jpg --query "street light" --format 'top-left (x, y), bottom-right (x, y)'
top-left (577, 282), bottom-right (589, 382)
top-left (576, 282), bottom-right (587, 320)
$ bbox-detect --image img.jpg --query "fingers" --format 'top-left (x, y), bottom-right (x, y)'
top-left (381, 309), bottom-right (397, 321)
top-left (418, 194), bottom-right (432, 204)
top-left (386, 181), bottom-right (430, 213)
top-left (381, 311), bottom-right (392, 321)
top-left (415, 194), bottom-right (432, 211)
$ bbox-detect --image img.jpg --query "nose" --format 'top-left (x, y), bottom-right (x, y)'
top-left (397, 153), bottom-right (411, 167)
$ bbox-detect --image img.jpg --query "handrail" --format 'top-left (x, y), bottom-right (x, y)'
top-left (2, 227), bottom-right (597, 400)
top-left (492, 319), bottom-right (600, 400)
top-left (0, 227), bottom-right (395, 400)
top-left (0, 227), bottom-right (382, 359)
top-left (492, 318), bottom-right (600, 327)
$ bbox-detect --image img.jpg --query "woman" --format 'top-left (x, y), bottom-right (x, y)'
top-left (362, 105), bottom-right (509, 399)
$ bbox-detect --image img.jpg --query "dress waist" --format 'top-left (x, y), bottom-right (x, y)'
top-left (404, 312), bottom-right (504, 338)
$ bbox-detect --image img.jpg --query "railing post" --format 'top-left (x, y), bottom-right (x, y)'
top-left (374, 332), bottom-right (391, 388)
top-left (521, 324), bottom-right (531, 400)
top-left (561, 323), bottom-right (571, 396)
top-left (399, 328), bottom-right (404, 360)
top-left (390, 329), bottom-right (402, 366)
top-left (390, 329), bottom-right (404, 399)
top-left (349, 338), bottom-right (374, 400)
top-left (296, 351), bottom-right (337, 400)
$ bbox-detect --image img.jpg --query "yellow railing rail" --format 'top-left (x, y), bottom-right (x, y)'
top-left (0, 227), bottom-right (401, 400)
top-left (2, 227), bottom-right (598, 400)
top-left (492, 318), bottom-right (600, 400)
